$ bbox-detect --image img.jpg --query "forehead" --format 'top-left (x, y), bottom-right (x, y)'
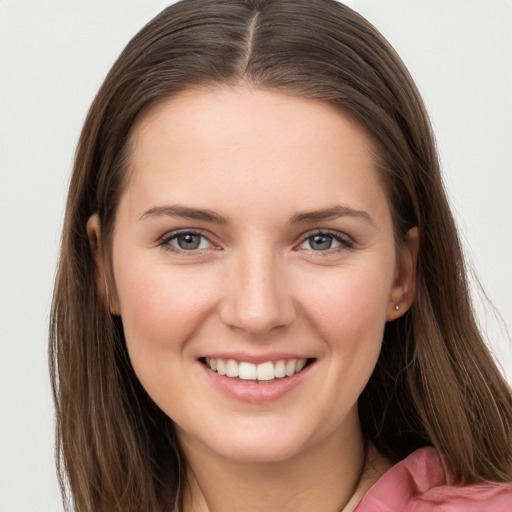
top-left (130, 85), bottom-right (373, 159)
top-left (121, 85), bottom-right (389, 222)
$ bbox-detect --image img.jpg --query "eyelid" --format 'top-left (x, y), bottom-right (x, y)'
top-left (157, 227), bottom-right (355, 256)
top-left (159, 228), bottom-right (220, 254)
top-left (295, 229), bottom-right (356, 252)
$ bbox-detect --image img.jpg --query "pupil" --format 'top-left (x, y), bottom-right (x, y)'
top-left (311, 235), bottom-right (332, 250)
top-left (178, 233), bottom-right (200, 250)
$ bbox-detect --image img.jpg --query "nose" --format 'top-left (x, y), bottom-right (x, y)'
top-left (219, 249), bottom-right (296, 337)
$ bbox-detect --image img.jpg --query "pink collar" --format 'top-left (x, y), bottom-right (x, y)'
top-left (355, 447), bottom-right (512, 511)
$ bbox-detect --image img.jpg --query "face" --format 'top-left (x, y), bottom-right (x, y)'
top-left (95, 86), bottom-right (416, 464)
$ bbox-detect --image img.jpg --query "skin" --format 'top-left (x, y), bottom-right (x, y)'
top-left (88, 85), bottom-right (418, 512)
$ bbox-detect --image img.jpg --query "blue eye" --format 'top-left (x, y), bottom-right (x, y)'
top-left (306, 234), bottom-right (338, 251)
top-left (299, 232), bottom-right (353, 252)
top-left (163, 231), bottom-right (213, 252)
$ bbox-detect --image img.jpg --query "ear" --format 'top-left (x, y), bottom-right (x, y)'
top-left (86, 214), bottom-right (120, 315)
top-left (386, 226), bottom-right (419, 321)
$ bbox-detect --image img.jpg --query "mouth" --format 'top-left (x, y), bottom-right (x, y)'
top-left (201, 357), bottom-right (314, 383)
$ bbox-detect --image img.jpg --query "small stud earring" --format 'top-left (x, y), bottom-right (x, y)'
top-left (394, 304), bottom-right (400, 311)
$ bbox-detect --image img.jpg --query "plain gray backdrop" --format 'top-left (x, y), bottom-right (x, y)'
top-left (1, 1), bottom-right (511, 510)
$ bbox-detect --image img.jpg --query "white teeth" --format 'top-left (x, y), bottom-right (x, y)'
top-left (285, 359), bottom-right (296, 377)
top-left (226, 359), bottom-right (239, 378)
top-left (217, 359), bottom-right (226, 376)
top-left (256, 361), bottom-right (275, 381)
top-left (296, 359), bottom-right (306, 372)
top-left (274, 360), bottom-right (286, 378)
top-left (239, 361), bottom-right (257, 380)
top-left (205, 358), bottom-right (308, 381)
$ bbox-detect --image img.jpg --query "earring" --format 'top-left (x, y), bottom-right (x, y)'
top-left (394, 304), bottom-right (400, 311)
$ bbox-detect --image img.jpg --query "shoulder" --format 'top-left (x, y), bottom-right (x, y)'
top-left (355, 447), bottom-right (512, 512)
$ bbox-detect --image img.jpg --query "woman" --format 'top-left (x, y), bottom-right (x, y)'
top-left (49, 1), bottom-right (512, 510)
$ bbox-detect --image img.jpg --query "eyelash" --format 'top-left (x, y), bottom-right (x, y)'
top-left (159, 229), bottom-right (216, 255)
top-left (158, 229), bottom-right (355, 256)
top-left (298, 230), bottom-right (355, 255)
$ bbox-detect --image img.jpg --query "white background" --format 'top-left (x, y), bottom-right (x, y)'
top-left (0, 1), bottom-right (511, 511)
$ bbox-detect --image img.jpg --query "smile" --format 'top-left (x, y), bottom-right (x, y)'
top-left (204, 357), bottom-right (308, 382)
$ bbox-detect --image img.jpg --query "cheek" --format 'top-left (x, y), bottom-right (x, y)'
top-left (300, 262), bottom-right (393, 339)
top-left (113, 255), bottom-right (219, 371)
top-left (296, 260), bottom-right (393, 388)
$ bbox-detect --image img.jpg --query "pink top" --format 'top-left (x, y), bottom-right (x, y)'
top-left (355, 447), bottom-right (512, 511)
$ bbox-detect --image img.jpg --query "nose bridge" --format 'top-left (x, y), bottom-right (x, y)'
top-left (221, 244), bottom-right (295, 335)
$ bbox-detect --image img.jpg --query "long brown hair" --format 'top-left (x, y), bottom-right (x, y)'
top-left (50, 1), bottom-right (512, 510)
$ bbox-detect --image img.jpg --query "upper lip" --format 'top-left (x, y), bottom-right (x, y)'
top-left (200, 352), bottom-right (313, 364)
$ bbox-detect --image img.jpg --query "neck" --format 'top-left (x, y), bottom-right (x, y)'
top-left (178, 416), bottom-right (389, 512)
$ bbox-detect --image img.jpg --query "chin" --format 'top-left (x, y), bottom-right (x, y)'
top-left (187, 417), bottom-right (318, 464)
top-left (214, 438), bottom-right (307, 464)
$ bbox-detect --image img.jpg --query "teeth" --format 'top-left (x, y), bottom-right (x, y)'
top-left (239, 361), bottom-right (257, 380)
top-left (217, 359), bottom-right (226, 376)
top-left (226, 359), bottom-right (239, 378)
top-left (205, 358), bottom-right (308, 381)
top-left (285, 359), bottom-right (296, 377)
top-left (296, 359), bottom-right (306, 372)
top-left (257, 361), bottom-right (274, 381)
top-left (274, 360), bottom-right (286, 378)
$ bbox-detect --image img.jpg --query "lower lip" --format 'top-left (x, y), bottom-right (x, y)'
top-left (200, 361), bottom-right (313, 403)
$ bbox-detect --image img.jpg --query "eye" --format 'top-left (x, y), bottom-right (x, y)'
top-left (161, 230), bottom-right (215, 253)
top-left (298, 231), bottom-right (354, 252)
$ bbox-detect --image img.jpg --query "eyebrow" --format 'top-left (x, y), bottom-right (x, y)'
top-left (288, 205), bottom-right (375, 226)
top-left (139, 205), bottom-right (229, 224)
top-left (139, 203), bottom-right (374, 226)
